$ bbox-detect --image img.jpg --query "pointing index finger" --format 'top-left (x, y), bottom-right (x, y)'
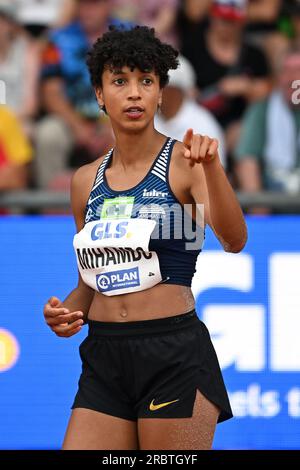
top-left (182, 128), bottom-right (194, 149)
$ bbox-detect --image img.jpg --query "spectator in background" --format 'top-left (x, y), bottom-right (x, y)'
top-left (234, 48), bottom-right (300, 196)
top-left (180, 0), bottom-right (212, 23)
top-left (155, 54), bottom-right (226, 167)
top-left (180, 0), bottom-right (270, 154)
top-left (176, 0), bottom-right (211, 53)
top-left (0, 106), bottom-right (32, 190)
top-left (16, 0), bottom-right (77, 37)
top-left (246, 0), bottom-right (282, 33)
top-left (34, 0), bottom-right (125, 190)
top-left (245, 0), bottom-right (288, 71)
top-left (0, 1), bottom-right (40, 135)
top-left (285, 0), bottom-right (300, 49)
top-left (111, 0), bottom-right (179, 47)
top-left (177, 0), bottom-right (212, 30)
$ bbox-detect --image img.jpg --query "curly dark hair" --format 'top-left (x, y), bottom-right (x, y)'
top-left (86, 25), bottom-right (179, 90)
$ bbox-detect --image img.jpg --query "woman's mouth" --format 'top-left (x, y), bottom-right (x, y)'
top-left (124, 107), bottom-right (144, 119)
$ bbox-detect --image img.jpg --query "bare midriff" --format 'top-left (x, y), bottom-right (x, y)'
top-left (88, 283), bottom-right (195, 322)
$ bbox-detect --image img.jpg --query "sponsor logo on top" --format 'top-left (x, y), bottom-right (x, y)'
top-left (142, 189), bottom-right (168, 199)
top-left (138, 204), bottom-right (166, 220)
top-left (101, 196), bottom-right (135, 219)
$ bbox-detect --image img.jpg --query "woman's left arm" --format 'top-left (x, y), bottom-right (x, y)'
top-left (185, 129), bottom-right (248, 253)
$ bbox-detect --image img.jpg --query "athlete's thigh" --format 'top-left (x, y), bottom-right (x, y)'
top-left (138, 390), bottom-right (220, 450)
top-left (62, 408), bottom-right (139, 450)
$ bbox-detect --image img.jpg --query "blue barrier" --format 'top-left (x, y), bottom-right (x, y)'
top-left (0, 215), bottom-right (299, 449)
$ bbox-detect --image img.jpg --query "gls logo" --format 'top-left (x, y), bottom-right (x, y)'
top-left (192, 252), bottom-right (300, 372)
top-left (91, 221), bottom-right (130, 240)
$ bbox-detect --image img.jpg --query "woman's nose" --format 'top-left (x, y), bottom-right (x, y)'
top-left (128, 82), bottom-right (141, 100)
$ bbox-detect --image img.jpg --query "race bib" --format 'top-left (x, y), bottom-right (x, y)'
top-left (73, 218), bottom-right (162, 296)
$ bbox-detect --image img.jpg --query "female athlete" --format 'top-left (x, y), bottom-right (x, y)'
top-left (43, 25), bottom-right (247, 450)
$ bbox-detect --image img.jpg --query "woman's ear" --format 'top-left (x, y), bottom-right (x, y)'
top-left (95, 87), bottom-right (104, 108)
top-left (158, 89), bottom-right (163, 105)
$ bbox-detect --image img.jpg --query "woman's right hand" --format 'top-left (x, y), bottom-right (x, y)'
top-left (43, 296), bottom-right (85, 337)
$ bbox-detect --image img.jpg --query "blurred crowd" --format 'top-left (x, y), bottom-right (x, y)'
top-left (1, 0), bottom-right (300, 213)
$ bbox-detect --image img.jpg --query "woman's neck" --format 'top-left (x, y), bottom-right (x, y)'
top-left (111, 126), bottom-right (166, 169)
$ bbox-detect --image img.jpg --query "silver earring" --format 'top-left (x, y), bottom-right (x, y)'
top-left (157, 102), bottom-right (162, 114)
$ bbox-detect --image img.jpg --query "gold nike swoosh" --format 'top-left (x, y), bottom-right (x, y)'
top-left (149, 398), bottom-right (179, 411)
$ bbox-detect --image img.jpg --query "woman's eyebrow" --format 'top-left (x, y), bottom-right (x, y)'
top-left (110, 69), bottom-right (155, 76)
top-left (111, 69), bottom-right (125, 75)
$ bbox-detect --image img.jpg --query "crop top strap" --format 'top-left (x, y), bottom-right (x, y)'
top-left (91, 148), bottom-right (113, 192)
top-left (150, 137), bottom-right (175, 182)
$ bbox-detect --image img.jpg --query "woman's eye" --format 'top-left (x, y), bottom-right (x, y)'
top-left (143, 78), bottom-right (153, 85)
top-left (114, 78), bottom-right (125, 85)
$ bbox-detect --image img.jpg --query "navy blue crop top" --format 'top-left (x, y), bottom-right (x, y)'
top-left (83, 137), bottom-right (204, 287)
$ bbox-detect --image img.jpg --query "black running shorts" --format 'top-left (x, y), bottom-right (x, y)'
top-left (71, 309), bottom-right (233, 422)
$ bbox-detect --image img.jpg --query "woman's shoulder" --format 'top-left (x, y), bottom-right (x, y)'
top-left (70, 154), bottom-right (108, 212)
top-left (72, 154), bottom-right (107, 186)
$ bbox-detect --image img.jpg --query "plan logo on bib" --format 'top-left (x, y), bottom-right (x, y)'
top-left (96, 267), bottom-right (140, 292)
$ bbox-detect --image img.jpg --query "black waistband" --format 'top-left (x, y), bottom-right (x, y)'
top-left (87, 309), bottom-right (199, 337)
